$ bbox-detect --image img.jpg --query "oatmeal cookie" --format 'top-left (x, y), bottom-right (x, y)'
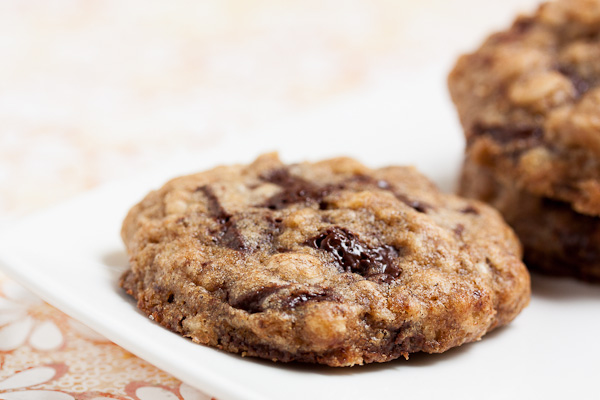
top-left (460, 157), bottom-right (600, 282)
top-left (120, 153), bottom-right (529, 366)
top-left (448, 0), bottom-right (600, 216)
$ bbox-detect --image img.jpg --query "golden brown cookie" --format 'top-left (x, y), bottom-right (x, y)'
top-left (449, 0), bottom-right (600, 216)
top-left (121, 154), bottom-right (529, 366)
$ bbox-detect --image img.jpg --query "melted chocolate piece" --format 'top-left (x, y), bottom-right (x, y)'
top-left (307, 227), bottom-right (401, 281)
top-left (220, 220), bottom-right (246, 251)
top-left (197, 185), bottom-right (246, 251)
top-left (262, 170), bottom-right (414, 214)
top-left (197, 185), bottom-right (229, 223)
top-left (261, 169), bottom-right (330, 210)
top-left (394, 193), bottom-right (430, 213)
top-left (231, 286), bottom-right (340, 313)
top-left (282, 289), bottom-right (341, 309)
top-left (230, 285), bottom-right (283, 313)
top-left (461, 205), bottom-right (479, 215)
top-left (471, 123), bottom-right (543, 145)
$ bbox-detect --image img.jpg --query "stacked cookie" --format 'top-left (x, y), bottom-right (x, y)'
top-left (449, 0), bottom-right (600, 281)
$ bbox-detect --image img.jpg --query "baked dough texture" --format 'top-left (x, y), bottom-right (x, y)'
top-left (121, 154), bottom-right (529, 366)
top-left (460, 157), bottom-right (600, 282)
top-left (449, 0), bottom-right (600, 281)
top-left (449, 0), bottom-right (600, 216)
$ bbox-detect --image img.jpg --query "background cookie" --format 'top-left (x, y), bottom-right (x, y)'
top-left (460, 157), bottom-right (600, 282)
top-left (448, 0), bottom-right (600, 217)
top-left (121, 153), bottom-right (530, 366)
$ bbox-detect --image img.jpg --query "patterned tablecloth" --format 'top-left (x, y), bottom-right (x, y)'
top-left (0, 276), bottom-right (210, 400)
top-left (0, 0), bottom-right (539, 398)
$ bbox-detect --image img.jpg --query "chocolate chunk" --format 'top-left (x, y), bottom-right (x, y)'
top-left (220, 219), bottom-right (247, 251)
top-left (282, 289), bottom-right (341, 309)
top-left (197, 185), bottom-right (229, 223)
top-left (261, 169), bottom-right (329, 210)
top-left (261, 171), bottom-right (398, 210)
top-left (307, 227), bottom-right (401, 281)
top-left (197, 185), bottom-right (246, 251)
top-left (461, 205), bottom-right (479, 215)
top-left (230, 285), bottom-right (283, 313)
top-left (471, 123), bottom-right (543, 145)
top-left (230, 286), bottom-right (340, 313)
top-left (394, 193), bottom-right (430, 213)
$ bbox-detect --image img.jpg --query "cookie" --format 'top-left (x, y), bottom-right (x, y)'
top-left (120, 153), bottom-right (529, 367)
top-left (448, 0), bottom-right (600, 216)
top-left (460, 157), bottom-right (600, 282)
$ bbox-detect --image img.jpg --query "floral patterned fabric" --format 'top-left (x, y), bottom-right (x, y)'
top-left (0, 276), bottom-right (214, 400)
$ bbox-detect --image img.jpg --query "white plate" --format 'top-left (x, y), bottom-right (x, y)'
top-left (1, 67), bottom-right (600, 400)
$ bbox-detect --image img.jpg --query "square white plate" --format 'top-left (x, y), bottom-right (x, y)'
top-left (1, 67), bottom-right (600, 399)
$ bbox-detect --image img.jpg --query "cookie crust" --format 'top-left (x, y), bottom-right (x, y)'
top-left (448, 0), bottom-right (600, 216)
top-left (121, 154), bottom-right (529, 366)
top-left (460, 157), bottom-right (600, 282)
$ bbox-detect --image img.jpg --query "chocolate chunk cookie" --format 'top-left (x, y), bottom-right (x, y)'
top-left (449, 0), bottom-right (600, 281)
top-left (460, 157), bottom-right (600, 282)
top-left (448, 0), bottom-right (600, 216)
top-left (120, 153), bottom-right (529, 366)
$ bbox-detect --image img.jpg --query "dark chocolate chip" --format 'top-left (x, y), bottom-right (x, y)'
top-left (230, 285), bottom-right (284, 313)
top-left (260, 170), bottom-right (402, 211)
top-left (306, 227), bottom-right (401, 281)
top-left (471, 123), bottom-right (544, 145)
top-left (394, 192), bottom-right (430, 213)
top-left (220, 221), bottom-right (247, 251)
top-left (197, 185), bottom-right (229, 223)
top-left (461, 205), bottom-right (479, 215)
top-left (281, 289), bottom-right (341, 309)
top-left (368, 322), bottom-right (426, 357)
top-left (261, 169), bottom-right (330, 210)
top-left (197, 185), bottom-right (246, 251)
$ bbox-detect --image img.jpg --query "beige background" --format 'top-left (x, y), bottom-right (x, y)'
top-left (0, 0), bottom-right (540, 220)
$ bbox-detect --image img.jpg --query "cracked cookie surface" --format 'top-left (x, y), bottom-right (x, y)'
top-left (120, 153), bottom-right (529, 366)
top-left (449, 0), bottom-right (600, 216)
